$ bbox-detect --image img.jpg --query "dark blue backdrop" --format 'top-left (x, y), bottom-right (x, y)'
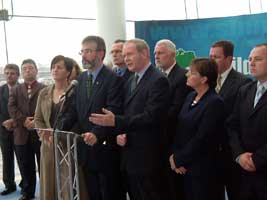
top-left (135, 13), bottom-right (267, 74)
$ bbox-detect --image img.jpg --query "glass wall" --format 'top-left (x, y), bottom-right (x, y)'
top-left (0, 0), bottom-right (266, 78)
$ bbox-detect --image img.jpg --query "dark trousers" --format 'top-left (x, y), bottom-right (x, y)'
top-left (217, 151), bottom-right (241, 200)
top-left (168, 169), bottom-right (185, 200)
top-left (126, 173), bottom-right (167, 200)
top-left (183, 174), bottom-right (220, 200)
top-left (15, 134), bottom-right (40, 197)
top-left (83, 166), bottom-right (122, 200)
top-left (238, 173), bottom-right (267, 200)
top-left (0, 131), bottom-right (16, 189)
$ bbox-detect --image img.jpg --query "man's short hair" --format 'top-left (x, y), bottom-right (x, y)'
top-left (21, 58), bottom-right (38, 70)
top-left (211, 40), bottom-right (234, 58)
top-left (255, 43), bottom-right (267, 50)
top-left (155, 39), bottom-right (176, 53)
top-left (82, 35), bottom-right (106, 60)
top-left (114, 39), bottom-right (126, 44)
top-left (126, 38), bottom-right (150, 57)
top-left (4, 63), bottom-right (20, 76)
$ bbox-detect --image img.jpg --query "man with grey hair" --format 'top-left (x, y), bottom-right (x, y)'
top-left (89, 38), bottom-right (171, 200)
top-left (154, 39), bottom-right (190, 148)
top-left (154, 39), bottom-right (191, 200)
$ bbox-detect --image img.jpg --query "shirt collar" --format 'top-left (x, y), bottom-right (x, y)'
top-left (257, 80), bottom-right (267, 90)
top-left (116, 66), bottom-right (127, 76)
top-left (164, 62), bottom-right (176, 76)
top-left (24, 80), bottom-right (37, 88)
top-left (219, 67), bottom-right (232, 86)
top-left (88, 65), bottom-right (103, 82)
top-left (136, 62), bottom-right (151, 83)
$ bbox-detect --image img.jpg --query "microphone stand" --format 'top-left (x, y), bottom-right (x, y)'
top-left (52, 95), bottom-right (67, 200)
top-left (52, 91), bottom-right (82, 200)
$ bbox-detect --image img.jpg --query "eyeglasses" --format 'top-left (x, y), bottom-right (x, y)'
top-left (79, 48), bottom-right (98, 55)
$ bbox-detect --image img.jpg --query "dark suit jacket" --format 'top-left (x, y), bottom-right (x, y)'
top-left (59, 65), bottom-right (123, 171)
top-left (0, 84), bottom-right (12, 139)
top-left (227, 81), bottom-right (267, 176)
top-left (122, 68), bottom-right (133, 82)
top-left (219, 69), bottom-right (251, 116)
top-left (114, 66), bottom-right (133, 82)
top-left (218, 69), bottom-right (251, 164)
top-left (166, 64), bottom-right (191, 148)
top-left (173, 89), bottom-right (225, 176)
top-left (115, 65), bottom-right (170, 175)
top-left (8, 82), bottom-right (45, 145)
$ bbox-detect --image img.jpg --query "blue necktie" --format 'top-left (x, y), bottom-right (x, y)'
top-left (116, 68), bottom-right (123, 77)
top-left (254, 84), bottom-right (266, 107)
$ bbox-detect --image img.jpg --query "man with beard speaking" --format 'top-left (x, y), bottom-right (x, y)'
top-left (57, 35), bottom-right (124, 200)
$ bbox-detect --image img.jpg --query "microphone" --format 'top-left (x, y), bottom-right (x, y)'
top-left (61, 80), bottom-right (78, 100)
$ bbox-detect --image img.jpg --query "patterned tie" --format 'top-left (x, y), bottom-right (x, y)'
top-left (27, 84), bottom-right (32, 99)
top-left (215, 75), bottom-right (222, 93)
top-left (87, 73), bottom-right (93, 98)
top-left (131, 74), bottom-right (139, 93)
top-left (116, 68), bottom-right (123, 77)
top-left (254, 84), bottom-right (266, 107)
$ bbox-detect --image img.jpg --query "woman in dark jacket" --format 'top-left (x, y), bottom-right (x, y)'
top-left (169, 58), bottom-right (225, 200)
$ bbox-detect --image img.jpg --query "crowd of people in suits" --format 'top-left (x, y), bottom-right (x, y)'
top-left (0, 35), bottom-right (266, 200)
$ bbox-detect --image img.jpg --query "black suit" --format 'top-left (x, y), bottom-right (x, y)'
top-left (227, 81), bottom-right (267, 200)
top-left (59, 65), bottom-right (124, 200)
top-left (173, 89), bottom-right (225, 200)
top-left (115, 65), bottom-right (170, 200)
top-left (217, 69), bottom-right (251, 200)
top-left (122, 68), bottom-right (133, 82)
top-left (166, 64), bottom-right (191, 148)
top-left (0, 84), bottom-right (16, 190)
top-left (165, 64), bottom-right (191, 200)
top-left (115, 67), bottom-right (133, 200)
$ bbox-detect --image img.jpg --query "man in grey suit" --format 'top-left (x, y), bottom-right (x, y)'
top-left (227, 43), bottom-right (267, 200)
top-left (209, 40), bottom-right (251, 200)
top-left (0, 64), bottom-right (20, 196)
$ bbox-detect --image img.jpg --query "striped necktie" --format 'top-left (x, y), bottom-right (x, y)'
top-left (215, 75), bottom-right (222, 93)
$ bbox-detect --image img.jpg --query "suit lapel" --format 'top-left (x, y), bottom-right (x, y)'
top-left (251, 90), bottom-right (267, 117)
top-left (248, 83), bottom-right (258, 117)
top-left (125, 65), bottom-right (152, 105)
top-left (30, 82), bottom-right (42, 99)
top-left (219, 69), bottom-right (235, 97)
top-left (84, 67), bottom-right (105, 116)
top-left (3, 84), bottom-right (9, 102)
top-left (168, 64), bottom-right (178, 82)
top-left (21, 84), bottom-right (29, 99)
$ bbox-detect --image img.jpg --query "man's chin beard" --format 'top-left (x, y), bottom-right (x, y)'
top-left (83, 63), bottom-right (94, 69)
